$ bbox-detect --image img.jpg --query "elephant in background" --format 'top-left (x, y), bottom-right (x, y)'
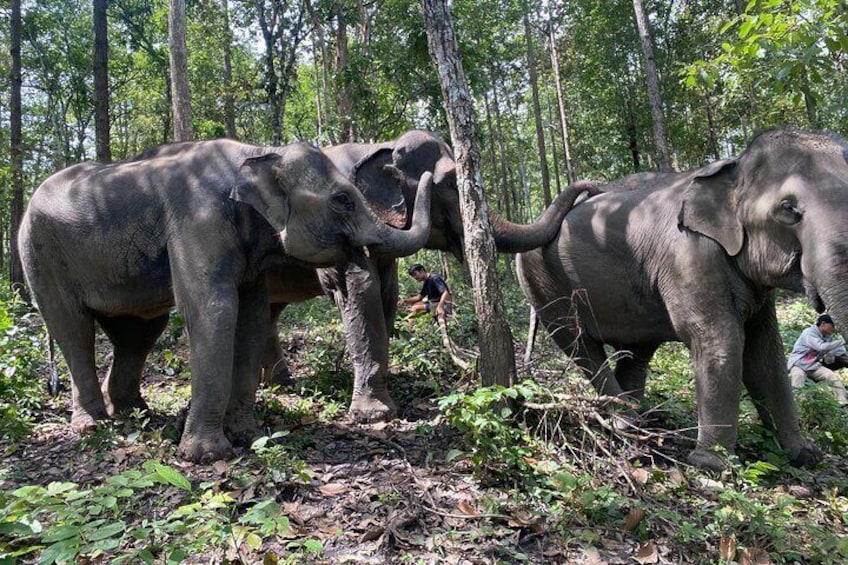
top-left (263, 130), bottom-right (598, 422)
top-left (515, 129), bottom-right (847, 470)
top-left (19, 139), bottom-right (432, 462)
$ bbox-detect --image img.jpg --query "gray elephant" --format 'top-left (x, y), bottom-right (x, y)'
top-left (262, 130), bottom-right (598, 421)
top-left (515, 129), bottom-right (844, 470)
top-left (18, 139), bottom-right (432, 463)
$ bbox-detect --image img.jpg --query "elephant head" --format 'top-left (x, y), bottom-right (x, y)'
top-left (346, 129), bottom-right (590, 260)
top-left (681, 129), bottom-right (848, 327)
top-left (231, 142), bottom-right (432, 265)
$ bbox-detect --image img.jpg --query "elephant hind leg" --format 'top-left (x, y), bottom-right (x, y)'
top-left (261, 303), bottom-right (292, 387)
top-left (98, 314), bottom-right (169, 416)
top-left (37, 297), bottom-right (103, 431)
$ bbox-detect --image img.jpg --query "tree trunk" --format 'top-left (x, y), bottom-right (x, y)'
top-left (422, 0), bottom-right (517, 388)
top-left (334, 7), bottom-right (356, 142)
top-left (93, 0), bottom-right (111, 162)
top-left (257, 1), bottom-right (283, 145)
top-left (549, 20), bottom-right (574, 183)
top-left (9, 0), bottom-right (26, 296)
top-left (523, 10), bottom-right (551, 207)
top-left (222, 0), bottom-right (237, 138)
top-left (169, 0), bottom-right (193, 141)
top-left (547, 95), bottom-right (562, 195)
top-left (632, 0), bottom-right (671, 171)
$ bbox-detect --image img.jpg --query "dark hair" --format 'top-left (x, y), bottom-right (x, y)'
top-left (408, 264), bottom-right (425, 276)
top-left (817, 314), bottom-right (835, 327)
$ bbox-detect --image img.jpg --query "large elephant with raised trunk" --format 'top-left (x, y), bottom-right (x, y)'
top-left (18, 139), bottom-right (432, 463)
top-left (515, 129), bottom-right (847, 470)
top-left (262, 130), bottom-right (598, 422)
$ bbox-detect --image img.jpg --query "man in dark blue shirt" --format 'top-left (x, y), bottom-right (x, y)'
top-left (398, 263), bottom-right (452, 320)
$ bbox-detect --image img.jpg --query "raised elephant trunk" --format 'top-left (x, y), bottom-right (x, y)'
top-left (490, 180), bottom-right (599, 253)
top-left (367, 171), bottom-right (432, 257)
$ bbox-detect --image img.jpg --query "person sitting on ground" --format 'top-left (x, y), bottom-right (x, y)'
top-left (787, 313), bottom-right (848, 406)
top-left (398, 263), bottom-right (452, 320)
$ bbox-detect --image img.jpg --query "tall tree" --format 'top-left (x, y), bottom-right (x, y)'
top-left (9, 0), bottom-right (25, 293)
top-left (169, 0), bottom-right (193, 141)
top-left (523, 8), bottom-right (551, 207)
top-left (421, 0), bottom-right (517, 388)
top-left (93, 0), bottom-right (111, 162)
top-left (221, 0), bottom-right (237, 138)
top-left (632, 0), bottom-right (671, 170)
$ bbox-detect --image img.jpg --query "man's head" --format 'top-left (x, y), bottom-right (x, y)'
top-left (408, 263), bottom-right (428, 282)
top-left (817, 314), bottom-right (836, 336)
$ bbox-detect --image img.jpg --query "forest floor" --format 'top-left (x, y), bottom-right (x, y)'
top-left (3, 296), bottom-right (848, 564)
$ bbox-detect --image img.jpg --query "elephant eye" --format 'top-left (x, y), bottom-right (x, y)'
top-left (776, 199), bottom-right (802, 225)
top-left (330, 191), bottom-right (355, 213)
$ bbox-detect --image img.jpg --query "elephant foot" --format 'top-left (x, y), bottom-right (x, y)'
top-left (786, 437), bottom-right (822, 468)
top-left (686, 448), bottom-right (729, 472)
top-left (611, 408), bottom-right (641, 431)
top-left (348, 393), bottom-right (397, 424)
top-left (70, 406), bottom-right (108, 433)
top-left (104, 394), bottom-right (149, 417)
top-left (224, 410), bottom-right (262, 448)
top-left (178, 429), bottom-right (233, 464)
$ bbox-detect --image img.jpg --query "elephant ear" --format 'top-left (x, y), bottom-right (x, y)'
top-left (679, 158), bottom-right (745, 256)
top-left (231, 153), bottom-right (291, 232)
top-left (350, 147), bottom-right (408, 229)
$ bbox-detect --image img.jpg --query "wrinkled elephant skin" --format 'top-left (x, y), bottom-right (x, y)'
top-left (516, 129), bottom-right (846, 469)
top-left (18, 139), bottom-right (432, 463)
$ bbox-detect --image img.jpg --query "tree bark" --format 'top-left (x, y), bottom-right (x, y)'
top-left (222, 0), bottom-right (237, 138)
top-left (9, 0), bottom-right (26, 295)
top-left (523, 10), bottom-right (551, 207)
top-left (422, 0), bottom-right (517, 388)
top-left (549, 21), bottom-right (574, 183)
top-left (632, 0), bottom-right (671, 171)
top-left (93, 0), bottom-right (111, 162)
top-left (169, 0), bottom-right (194, 141)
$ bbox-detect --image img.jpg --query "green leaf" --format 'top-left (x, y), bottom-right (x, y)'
top-left (84, 521), bottom-right (125, 541)
top-left (42, 524), bottom-right (81, 543)
top-left (38, 539), bottom-right (78, 565)
top-left (446, 448), bottom-right (464, 463)
top-left (167, 549), bottom-right (189, 564)
top-left (144, 461), bottom-right (192, 491)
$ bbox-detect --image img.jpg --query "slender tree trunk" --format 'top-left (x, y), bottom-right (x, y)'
top-left (305, 0), bottom-right (333, 143)
top-left (632, 0), bottom-right (671, 171)
top-left (169, 0), bottom-right (193, 141)
top-left (549, 21), bottom-right (574, 183)
top-left (222, 0), bottom-right (237, 138)
top-left (335, 8), bottom-right (355, 142)
top-left (489, 67), bottom-right (512, 221)
top-left (93, 0), bottom-right (111, 162)
top-left (9, 0), bottom-right (26, 295)
top-left (547, 95), bottom-right (562, 196)
top-left (422, 0), bottom-right (517, 388)
top-left (523, 10), bottom-right (551, 207)
top-left (257, 2), bottom-right (282, 145)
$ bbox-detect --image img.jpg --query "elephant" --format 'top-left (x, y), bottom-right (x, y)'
top-left (18, 139), bottom-right (432, 463)
top-left (514, 129), bottom-right (846, 470)
top-left (261, 130), bottom-right (598, 421)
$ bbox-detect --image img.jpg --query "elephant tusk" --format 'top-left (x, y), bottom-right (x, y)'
top-left (363, 246), bottom-right (371, 259)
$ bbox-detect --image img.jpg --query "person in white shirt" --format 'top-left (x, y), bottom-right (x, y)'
top-left (787, 314), bottom-right (848, 405)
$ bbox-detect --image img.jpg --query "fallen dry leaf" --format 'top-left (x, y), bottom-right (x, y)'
top-left (667, 468), bottom-right (687, 487)
top-left (582, 546), bottom-right (607, 565)
top-left (634, 540), bottom-right (659, 564)
top-left (456, 501), bottom-right (480, 517)
top-left (740, 548), bottom-right (772, 565)
top-left (360, 527), bottom-right (385, 542)
top-left (318, 483), bottom-right (349, 496)
top-left (623, 507), bottom-right (646, 531)
top-left (111, 448), bottom-right (127, 464)
top-left (631, 467), bottom-right (650, 486)
top-left (212, 460), bottom-right (229, 474)
top-left (720, 535), bottom-right (737, 561)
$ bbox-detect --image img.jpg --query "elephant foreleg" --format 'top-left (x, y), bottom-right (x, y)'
top-left (98, 314), bottom-right (169, 416)
top-left (226, 279), bottom-right (270, 446)
top-left (337, 259), bottom-right (396, 422)
top-left (742, 297), bottom-right (822, 466)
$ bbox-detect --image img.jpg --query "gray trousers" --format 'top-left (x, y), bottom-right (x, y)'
top-left (790, 365), bottom-right (848, 405)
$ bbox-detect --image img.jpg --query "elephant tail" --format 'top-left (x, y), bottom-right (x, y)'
top-left (45, 330), bottom-right (62, 396)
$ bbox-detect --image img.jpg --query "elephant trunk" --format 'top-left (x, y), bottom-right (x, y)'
top-left (490, 180), bottom-right (599, 253)
top-left (805, 242), bottom-right (848, 331)
top-left (367, 171), bottom-right (432, 257)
